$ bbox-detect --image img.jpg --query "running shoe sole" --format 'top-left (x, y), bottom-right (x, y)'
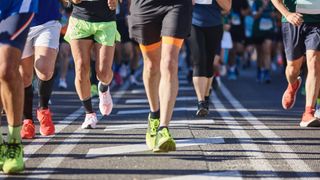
top-left (153, 138), bottom-right (176, 153)
top-left (300, 118), bottom-right (320, 127)
top-left (3, 165), bottom-right (25, 174)
top-left (196, 108), bottom-right (209, 117)
top-left (146, 133), bottom-right (156, 150)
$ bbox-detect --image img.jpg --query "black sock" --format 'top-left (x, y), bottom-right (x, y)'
top-left (38, 77), bottom-right (55, 109)
top-left (81, 98), bottom-right (94, 114)
top-left (150, 110), bottom-right (160, 119)
top-left (24, 85), bottom-right (33, 121)
top-left (99, 82), bottom-right (109, 93)
top-left (158, 126), bottom-right (168, 131)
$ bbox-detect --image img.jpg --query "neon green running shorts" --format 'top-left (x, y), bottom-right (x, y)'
top-left (64, 16), bottom-right (120, 46)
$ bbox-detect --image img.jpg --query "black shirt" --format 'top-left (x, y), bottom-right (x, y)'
top-left (72, 0), bottom-right (116, 22)
top-left (230, 0), bottom-right (249, 35)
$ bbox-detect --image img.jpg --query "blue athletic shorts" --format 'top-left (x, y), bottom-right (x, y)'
top-left (0, 13), bottom-right (35, 51)
top-left (0, 0), bottom-right (38, 51)
top-left (282, 22), bottom-right (320, 61)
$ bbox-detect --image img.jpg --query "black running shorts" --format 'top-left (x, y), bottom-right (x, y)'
top-left (282, 22), bottom-right (320, 61)
top-left (128, 0), bottom-right (193, 45)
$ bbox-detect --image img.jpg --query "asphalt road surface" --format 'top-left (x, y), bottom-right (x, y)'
top-left (1, 62), bottom-right (319, 179)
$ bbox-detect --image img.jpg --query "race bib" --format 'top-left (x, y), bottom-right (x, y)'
top-left (296, 0), bottom-right (320, 14)
top-left (231, 13), bottom-right (241, 26)
top-left (259, 18), bottom-right (273, 31)
top-left (195, 0), bottom-right (212, 5)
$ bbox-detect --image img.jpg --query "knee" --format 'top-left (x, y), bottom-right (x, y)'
top-left (161, 57), bottom-right (178, 75)
top-left (36, 67), bottom-right (54, 81)
top-left (96, 68), bottom-right (113, 81)
top-left (286, 63), bottom-right (300, 75)
top-left (144, 60), bottom-right (160, 75)
top-left (0, 64), bottom-right (19, 82)
top-left (22, 72), bottom-right (33, 87)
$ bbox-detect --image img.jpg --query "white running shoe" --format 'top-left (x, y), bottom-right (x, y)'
top-left (98, 82), bottom-right (113, 116)
top-left (81, 113), bottom-right (98, 129)
top-left (58, 79), bottom-right (68, 89)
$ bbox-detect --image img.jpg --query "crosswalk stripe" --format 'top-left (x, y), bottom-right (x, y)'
top-left (117, 107), bottom-right (197, 115)
top-left (131, 86), bottom-right (193, 94)
top-left (211, 89), bottom-right (277, 174)
top-left (104, 119), bottom-right (215, 131)
top-left (157, 171), bottom-right (243, 180)
top-left (219, 82), bottom-right (318, 177)
top-left (86, 137), bottom-right (224, 158)
top-left (125, 96), bottom-right (197, 104)
top-left (24, 68), bottom-right (143, 178)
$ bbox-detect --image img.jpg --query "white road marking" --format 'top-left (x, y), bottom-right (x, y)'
top-left (125, 96), bottom-right (197, 104)
top-left (211, 90), bottom-right (277, 174)
top-left (117, 107), bottom-right (197, 115)
top-left (157, 171), bottom-right (243, 180)
top-left (86, 137), bottom-right (224, 158)
top-left (219, 83), bottom-right (318, 178)
top-left (104, 119), bottom-right (214, 131)
top-left (131, 86), bottom-right (193, 94)
top-left (25, 68), bottom-right (142, 178)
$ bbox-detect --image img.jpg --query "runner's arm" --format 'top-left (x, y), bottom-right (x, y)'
top-left (271, 0), bottom-right (303, 26)
top-left (216, 0), bottom-right (231, 12)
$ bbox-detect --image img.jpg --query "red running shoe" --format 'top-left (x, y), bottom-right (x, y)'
top-left (37, 109), bottom-right (55, 136)
top-left (21, 119), bottom-right (35, 139)
top-left (300, 111), bottom-right (320, 127)
top-left (282, 77), bottom-right (302, 110)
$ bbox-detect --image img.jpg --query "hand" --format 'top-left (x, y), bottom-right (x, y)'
top-left (286, 12), bottom-right (304, 26)
top-left (71, 0), bottom-right (82, 4)
top-left (108, 0), bottom-right (122, 10)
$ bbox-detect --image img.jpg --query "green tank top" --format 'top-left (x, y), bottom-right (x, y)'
top-left (282, 0), bottom-right (320, 22)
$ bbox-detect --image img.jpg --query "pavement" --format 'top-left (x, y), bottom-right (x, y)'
top-left (1, 63), bottom-right (320, 179)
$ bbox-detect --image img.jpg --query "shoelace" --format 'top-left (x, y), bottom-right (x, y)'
top-left (0, 144), bottom-right (6, 157)
top-left (150, 119), bottom-right (159, 134)
top-left (23, 123), bottom-right (34, 132)
top-left (101, 92), bottom-right (111, 103)
top-left (86, 114), bottom-right (96, 123)
top-left (6, 144), bottom-right (21, 159)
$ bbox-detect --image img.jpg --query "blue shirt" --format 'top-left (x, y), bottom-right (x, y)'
top-left (0, 0), bottom-right (38, 21)
top-left (31, 0), bottom-right (61, 26)
top-left (192, 0), bottom-right (222, 27)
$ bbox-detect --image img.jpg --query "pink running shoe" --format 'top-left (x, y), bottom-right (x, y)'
top-left (82, 113), bottom-right (98, 129)
top-left (98, 82), bottom-right (113, 116)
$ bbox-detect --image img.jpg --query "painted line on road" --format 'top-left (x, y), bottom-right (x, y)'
top-left (157, 171), bottom-right (243, 180)
top-left (131, 86), bottom-right (193, 94)
top-left (104, 119), bottom-right (214, 131)
top-left (117, 107), bottom-right (197, 115)
top-left (219, 82), bottom-right (318, 178)
top-left (125, 96), bottom-right (197, 104)
top-left (211, 90), bottom-right (277, 174)
top-left (86, 137), bottom-right (224, 158)
top-left (26, 68), bottom-right (143, 179)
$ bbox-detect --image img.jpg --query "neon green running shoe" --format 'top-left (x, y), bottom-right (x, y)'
top-left (0, 143), bottom-right (6, 169)
top-left (146, 114), bottom-right (160, 150)
top-left (91, 84), bottom-right (99, 98)
top-left (3, 143), bottom-right (24, 174)
top-left (153, 127), bottom-right (176, 153)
